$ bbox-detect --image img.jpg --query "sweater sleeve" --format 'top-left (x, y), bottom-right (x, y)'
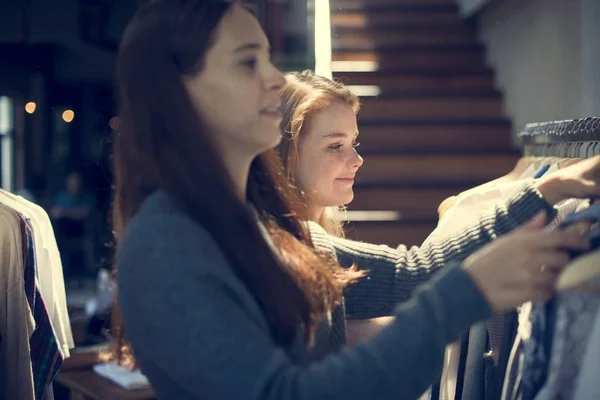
top-left (117, 208), bottom-right (492, 400)
top-left (309, 183), bottom-right (554, 318)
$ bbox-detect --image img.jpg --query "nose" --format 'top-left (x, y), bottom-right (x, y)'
top-left (348, 148), bottom-right (364, 170)
top-left (264, 63), bottom-right (286, 92)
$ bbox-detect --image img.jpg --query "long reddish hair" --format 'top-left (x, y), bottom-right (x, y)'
top-left (276, 70), bottom-right (360, 236)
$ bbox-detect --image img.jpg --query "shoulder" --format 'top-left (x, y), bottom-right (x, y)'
top-left (116, 191), bottom-right (271, 333)
top-left (118, 191), bottom-right (229, 282)
top-left (305, 221), bottom-right (338, 260)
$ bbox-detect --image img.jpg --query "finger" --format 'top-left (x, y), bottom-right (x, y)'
top-left (537, 271), bottom-right (560, 288)
top-left (520, 212), bottom-right (548, 232)
top-left (534, 230), bottom-right (590, 251)
top-left (530, 283), bottom-right (555, 302)
top-left (531, 251), bottom-right (571, 270)
top-left (581, 179), bottom-right (600, 197)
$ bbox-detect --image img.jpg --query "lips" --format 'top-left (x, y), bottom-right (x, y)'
top-left (336, 177), bottom-right (355, 183)
top-left (260, 106), bottom-right (282, 119)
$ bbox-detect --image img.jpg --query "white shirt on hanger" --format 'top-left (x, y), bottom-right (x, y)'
top-left (0, 204), bottom-right (36, 400)
top-left (423, 179), bottom-right (530, 248)
top-left (0, 190), bottom-right (74, 357)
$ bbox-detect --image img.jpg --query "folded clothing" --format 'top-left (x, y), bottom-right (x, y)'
top-left (93, 362), bottom-right (150, 390)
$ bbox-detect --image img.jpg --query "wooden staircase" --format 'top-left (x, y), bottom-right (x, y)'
top-left (329, 0), bottom-right (519, 246)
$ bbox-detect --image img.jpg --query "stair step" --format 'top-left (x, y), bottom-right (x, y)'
top-left (356, 120), bottom-right (513, 152)
top-left (333, 23), bottom-right (473, 34)
top-left (332, 47), bottom-right (486, 70)
top-left (349, 88), bottom-right (501, 98)
top-left (332, 27), bottom-right (475, 47)
top-left (330, 1), bottom-right (457, 12)
top-left (331, 0), bottom-right (456, 5)
top-left (356, 153), bottom-right (519, 185)
top-left (330, 9), bottom-right (462, 28)
top-left (349, 185), bottom-right (469, 211)
top-left (344, 220), bottom-right (437, 247)
top-left (335, 70), bottom-right (495, 92)
top-left (358, 95), bottom-right (503, 119)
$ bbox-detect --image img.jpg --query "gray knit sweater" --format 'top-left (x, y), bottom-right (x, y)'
top-left (117, 184), bottom-right (551, 400)
top-left (309, 182), bottom-right (554, 319)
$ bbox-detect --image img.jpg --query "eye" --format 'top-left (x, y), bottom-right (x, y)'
top-left (353, 141), bottom-right (361, 148)
top-left (328, 143), bottom-right (343, 151)
top-left (240, 58), bottom-right (257, 71)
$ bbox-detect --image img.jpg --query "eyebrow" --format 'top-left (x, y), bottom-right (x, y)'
top-left (233, 42), bottom-right (270, 53)
top-left (323, 132), bottom-right (359, 139)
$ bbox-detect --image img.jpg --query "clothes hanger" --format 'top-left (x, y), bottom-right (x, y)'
top-left (588, 141), bottom-right (597, 157)
top-left (577, 142), bottom-right (585, 158)
top-left (507, 156), bottom-right (535, 179)
top-left (592, 141), bottom-right (600, 157)
top-left (559, 158), bottom-right (582, 168)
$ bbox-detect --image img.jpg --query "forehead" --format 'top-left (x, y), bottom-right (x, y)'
top-left (305, 102), bottom-right (358, 135)
top-left (210, 5), bottom-right (268, 54)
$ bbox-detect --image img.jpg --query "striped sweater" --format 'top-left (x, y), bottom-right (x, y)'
top-left (308, 182), bottom-right (554, 319)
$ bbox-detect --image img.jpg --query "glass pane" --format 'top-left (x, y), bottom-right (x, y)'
top-left (0, 96), bottom-right (14, 191)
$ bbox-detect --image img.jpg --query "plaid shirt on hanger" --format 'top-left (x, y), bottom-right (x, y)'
top-left (20, 217), bottom-right (63, 400)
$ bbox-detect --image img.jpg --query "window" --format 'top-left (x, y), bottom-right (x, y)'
top-left (0, 96), bottom-right (15, 192)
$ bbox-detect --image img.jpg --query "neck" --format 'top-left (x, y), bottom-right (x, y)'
top-left (222, 150), bottom-right (255, 202)
top-left (309, 204), bottom-right (325, 224)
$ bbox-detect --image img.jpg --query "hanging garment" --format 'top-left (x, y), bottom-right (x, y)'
top-left (501, 304), bottom-right (528, 400)
top-left (459, 323), bottom-right (488, 399)
top-left (426, 180), bottom-right (533, 400)
top-left (517, 164), bottom-right (540, 180)
top-left (534, 290), bottom-right (600, 399)
top-left (437, 336), bottom-right (463, 400)
top-left (573, 305), bottom-right (600, 399)
top-left (0, 203), bottom-right (36, 400)
top-left (423, 179), bottom-right (530, 248)
top-left (22, 219), bottom-right (63, 399)
top-left (437, 172), bottom-right (578, 400)
top-left (502, 203), bottom-right (600, 400)
top-left (520, 300), bottom-right (555, 400)
top-left (0, 190), bottom-right (73, 357)
top-left (500, 300), bottom-right (555, 400)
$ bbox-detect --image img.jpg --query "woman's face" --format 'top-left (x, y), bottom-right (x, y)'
top-left (296, 101), bottom-right (363, 219)
top-left (183, 5), bottom-right (286, 160)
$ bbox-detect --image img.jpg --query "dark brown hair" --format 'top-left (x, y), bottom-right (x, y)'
top-left (111, 0), bottom-right (358, 364)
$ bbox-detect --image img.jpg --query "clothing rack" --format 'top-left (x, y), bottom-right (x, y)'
top-left (493, 118), bottom-right (600, 400)
top-left (519, 117), bottom-right (600, 158)
top-left (436, 117), bottom-right (600, 400)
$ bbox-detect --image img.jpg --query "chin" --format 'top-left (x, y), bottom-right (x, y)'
top-left (269, 132), bottom-right (283, 149)
top-left (252, 136), bottom-right (282, 156)
top-left (263, 128), bottom-right (283, 150)
top-left (338, 193), bottom-right (354, 206)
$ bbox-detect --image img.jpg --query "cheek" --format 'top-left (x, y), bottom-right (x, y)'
top-left (200, 82), bottom-right (255, 127)
top-left (297, 153), bottom-right (322, 191)
top-left (298, 154), bottom-right (342, 193)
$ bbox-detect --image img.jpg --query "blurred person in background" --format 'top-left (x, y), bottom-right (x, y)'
top-left (51, 170), bottom-right (96, 278)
